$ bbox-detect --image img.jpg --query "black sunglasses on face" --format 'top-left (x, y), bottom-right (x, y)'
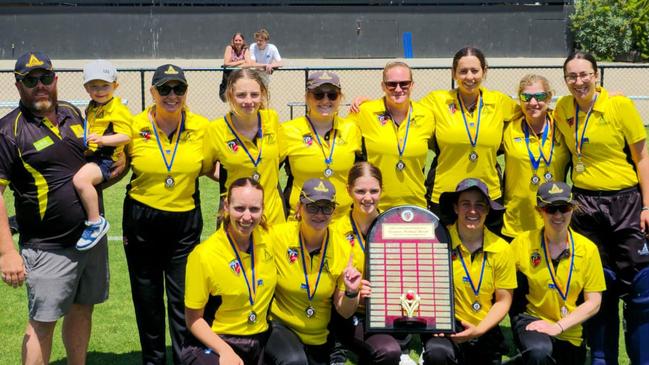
top-left (305, 203), bottom-right (335, 215)
top-left (542, 204), bottom-right (573, 214)
top-left (384, 80), bottom-right (412, 90)
top-left (312, 91), bottom-right (339, 101)
top-left (20, 73), bottom-right (55, 88)
top-left (156, 84), bottom-right (188, 96)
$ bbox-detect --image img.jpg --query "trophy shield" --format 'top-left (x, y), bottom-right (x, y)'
top-left (365, 205), bottom-right (455, 334)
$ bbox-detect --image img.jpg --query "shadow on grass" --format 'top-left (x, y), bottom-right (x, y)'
top-left (51, 350), bottom-right (143, 365)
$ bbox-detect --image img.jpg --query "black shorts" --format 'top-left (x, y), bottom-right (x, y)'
top-left (180, 331), bottom-right (269, 365)
top-left (571, 186), bottom-right (649, 286)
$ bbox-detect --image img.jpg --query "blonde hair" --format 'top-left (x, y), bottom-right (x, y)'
top-left (254, 28), bottom-right (270, 41)
top-left (517, 74), bottom-right (553, 98)
top-left (220, 177), bottom-right (268, 230)
top-left (382, 61), bottom-right (413, 82)
top-left (226, 68), bottom-right (269, 111)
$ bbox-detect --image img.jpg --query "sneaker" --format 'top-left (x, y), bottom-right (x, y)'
top-left (76, 216), bottom-right (110, 251)
top-left (400, 354), bottom-right (417, 365)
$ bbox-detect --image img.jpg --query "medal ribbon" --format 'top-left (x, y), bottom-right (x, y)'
top-left (457, 245), bottom-right (487, 298)
top-left (349, 211), bottom-right (366, 252)
top-left (384, 100), bottom-right (413, 162)
top-left (298, 229), bottom-right (330, 302)
top-left (541, 230), bottom-right (575, 302)
top-left (225, 230), bottom-right (257, 306)
top-left (457, 91), bottom-right (483, 149)
top-left (149, 110), bottom-right (185, 175)
top-left (305, 116), bottom-right (337, 166)
top-left (224, 112), bottom-right (263, 169)
top-left (574, 95), bottom-right (598, 159)
top-left (523, 117), bottom-right (555, 171)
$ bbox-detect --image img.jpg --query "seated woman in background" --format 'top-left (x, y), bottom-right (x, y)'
top-left (510, 181), bottom-right (604, 364)
top-left (265, 178), bottom-right (362, 365)
top-left (422, 178), bottom-right (516, 365)
top-left (182, 177), bottom-right (277, 365)
top-left (220, 32), bottom-right (250, 102)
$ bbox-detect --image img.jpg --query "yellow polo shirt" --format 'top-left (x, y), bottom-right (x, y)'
top-left (419, 88), bottom-right (518, 203)
top-left (554, 87), bottom-right (646, 191)
top-left (85, 96), bottom-right (132, 160)
top-left (511, 228), bottom-right (606, 346)
top-left (203, 109), bottom-right (285, 224)
top-left (449, 224), bottom-right (517, 326)
top-left (280, 115), bottom-right (361, 221)
top-left (127, 106), bottom-right (208, 212)
top-left (269, 222), bottom-right (351, 345)
top-left (351, 99), bottom-right (434, 210)
top-left (185, 227), bottom-right (277, 335)
top-left (502, 115), bottom-right (570, 238)
top-left (331, 211), bottom-right (367, 274)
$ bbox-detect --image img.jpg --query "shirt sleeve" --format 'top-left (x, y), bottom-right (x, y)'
top-left (612, 96), bottom-right (646, 145)
top-left (583, 243), bottom-right (607, 293)
top-left (201, 122), bottom-right (220, 175)
top-left (249, 44), bottom-right (258, 62)
top-left (0, 132), bottom-right (17, 185)
top-left (270, 44), bottom-right (282, 62)
top-left (111, 103), bottom-right (133, 138)
top-left (494, 245), bottom-right (518, 290)
top-left (184, 248), bottom-right (212, 309)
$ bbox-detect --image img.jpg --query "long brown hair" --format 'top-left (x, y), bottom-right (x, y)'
top-left (220, 177), bottom-right (268, 230)
top-left (225, 68), bottom-right (269, 111)
top-left (230, 32), bottom-right (248, 57)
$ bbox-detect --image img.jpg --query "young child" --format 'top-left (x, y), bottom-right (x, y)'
top-left (74, 60), bottom-right (132, 250)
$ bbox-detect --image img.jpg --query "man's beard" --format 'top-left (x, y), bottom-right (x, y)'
top-left (33, 99), bottom-right (52, 112)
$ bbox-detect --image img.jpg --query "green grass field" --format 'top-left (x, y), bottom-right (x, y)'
top-left (0, 162), bottom-right (633, 364)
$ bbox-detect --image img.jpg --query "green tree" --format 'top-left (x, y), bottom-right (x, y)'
top-left (570, 0), bottom-right (633, 60)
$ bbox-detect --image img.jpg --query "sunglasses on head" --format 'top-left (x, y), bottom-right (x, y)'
top-left (519, 92), bottom-right (550, 102)
top-left (542, 204), bottom-right (573, 214)
top-left (312, 91), bottom-right (339, 101)
top-left (156, 83), bottom-right (187, 96)
top-left (384, 80), bottom-right (412, 90)
top-left (305, 202), bottom-right (335, 215)
top-left (20, 73), bottom-right (55, 88)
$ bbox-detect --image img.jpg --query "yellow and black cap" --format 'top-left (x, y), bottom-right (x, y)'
top-left (14, 51), bottom-right (53, 80)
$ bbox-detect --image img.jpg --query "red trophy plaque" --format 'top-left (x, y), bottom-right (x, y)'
top-left (365, 206), bottom-right (455, 334)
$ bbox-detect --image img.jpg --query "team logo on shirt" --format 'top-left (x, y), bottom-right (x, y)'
top-left (303, 134), bottom-right (314, 146)
top-left (139, 128), bottom-right (152, 141)
top-left (531, 251), bottom-right (542, 267)
top-left (566, 117), bottom-right (575, 126)
top-left (287, 247), bottom-right (299, 263)
top-left (229, 259), bottom-right (241, 275)
top-left (449, 102), bottom-right (457, 114)
top-left (450, 248), bottom-right (458, 261)
top-left (227, 139), bottom-right (239, 152)
top-left (376, 112), bottom-right (390, 125)
top-left (345, 231), bottom-right (355, 246)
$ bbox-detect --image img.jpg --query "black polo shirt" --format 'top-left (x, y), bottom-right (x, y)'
top-left (0, 102), bottom-right (94, 249)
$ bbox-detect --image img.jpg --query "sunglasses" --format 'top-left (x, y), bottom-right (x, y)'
top-left (20, 73), bottom-right (55, 88)
top-left (312, 91), bottom-right (339, 101)
top-left (156, 84), bottom-right (188, 96)
top-left (519, 92), bottom-right (550, 102)
top-left (384, 81), bottom-right (412, 90)
top-left (305, 203), bottom-right (335, 215)
top-left (542, 204), bottom-right (573, 214)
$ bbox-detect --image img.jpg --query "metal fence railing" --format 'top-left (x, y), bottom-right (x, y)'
top-left (1, 65), bottom-right (648, 123)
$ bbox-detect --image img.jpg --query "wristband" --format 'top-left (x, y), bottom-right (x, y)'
top-left (642, 207), bottom-right (649, 211)
top-left (344, 290), bottom-right (359, 298)
top-left (556, 321), bottom-right (564, 333)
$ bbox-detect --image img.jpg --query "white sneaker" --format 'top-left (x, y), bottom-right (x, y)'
top-left (76, 216), bottom-right (110, 251)
top-left (400, 354), bottom-right (417, 365)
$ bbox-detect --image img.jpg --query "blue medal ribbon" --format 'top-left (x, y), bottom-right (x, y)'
top-left (457, 244), bottom-right (487, 298)
top-left (457, 91), bottom-right (483, 149)
top-left (541, 230), bottom-right (575, 302)
top-left (305, 116), bottom-right (337, 166)
top-left (149, 110), bottom-right (185, 175)
top-left (574, 95), bottom-right (598, 159)
top-left (225, 230), bottom-right (257, 306)
top-left (523, 117), bottom-right (555, 171)
top-left (349, 211), bottom-right (366, 252)
top-left (224, 112), bottom-right (263, 169)
top-left (383, 100), bottom-right (413, 162)
top-left (298, 229), bottom-right (330, 302)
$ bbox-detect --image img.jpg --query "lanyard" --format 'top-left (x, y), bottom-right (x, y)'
top-left (149, 110), bottom-right (185, 175)
top-left (305, 116), bottom-right (337, 166)
top-left (574, 95), bottom-right (598, 158)
top-left (225, 231), bottom-right (257, 306)
top-left (224, 112), bottom-right (263, 169)
top-left (349, 211), bottom-right (366, 252)
top-left (457, 244), bottom-right (487, 298)
top-left (541, 230), bottom-right (575, 302)
top-left (298, 229), bottom-right (330, 302)
top-left (523, 117), bottom-right (555, 170)
top-left (457, 91), bottom-right (483, 149)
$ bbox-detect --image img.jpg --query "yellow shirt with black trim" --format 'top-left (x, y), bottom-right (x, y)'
top-left (331, 212), bottom-right (368, 312)
top-left (279, 115), bottom-right (361, 221)
top-left (448, 224), bottom-right (517, 326)
top-left (502, 115), bottom-right (570, 238)
top-left (351, 99), bottom-right (434, 210)
top-left (127, 106), bottom-right (209, 212)
top-left (0, 102), bottom-right (91, 248)
top-left (511, 228), bottom-right (606, 346)
top-left (203, 109), bottom-right (285, 224)
top-left (185, 226), bottom-right (277, 336)
top-left (554, 87), bottom-right (646, 191)
top-left (85, 97), bottom-right (132, 161)
top-left (269, 221), bottom-right (351, 345)
top-left (419, 88), bottom-right (518, 203)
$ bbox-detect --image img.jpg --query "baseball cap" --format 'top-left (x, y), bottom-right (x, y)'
top-left (299, 178), bottom-right (336, 204)
top-left (307, 71), bottom-right (341, 90)
top-left (151, 64), bottom-right (187, 87)
top-left (14, 51), bottom-right (53, 80)
top-left (536, 182), bottom-right (574, 207)
top-left (83, 60), bottom-right (117, 84)
top-left (438, 178), bottom-right (504, 225)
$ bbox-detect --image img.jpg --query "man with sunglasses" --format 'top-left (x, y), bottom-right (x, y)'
top-left (0, 51), bottom-right (110, 365)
